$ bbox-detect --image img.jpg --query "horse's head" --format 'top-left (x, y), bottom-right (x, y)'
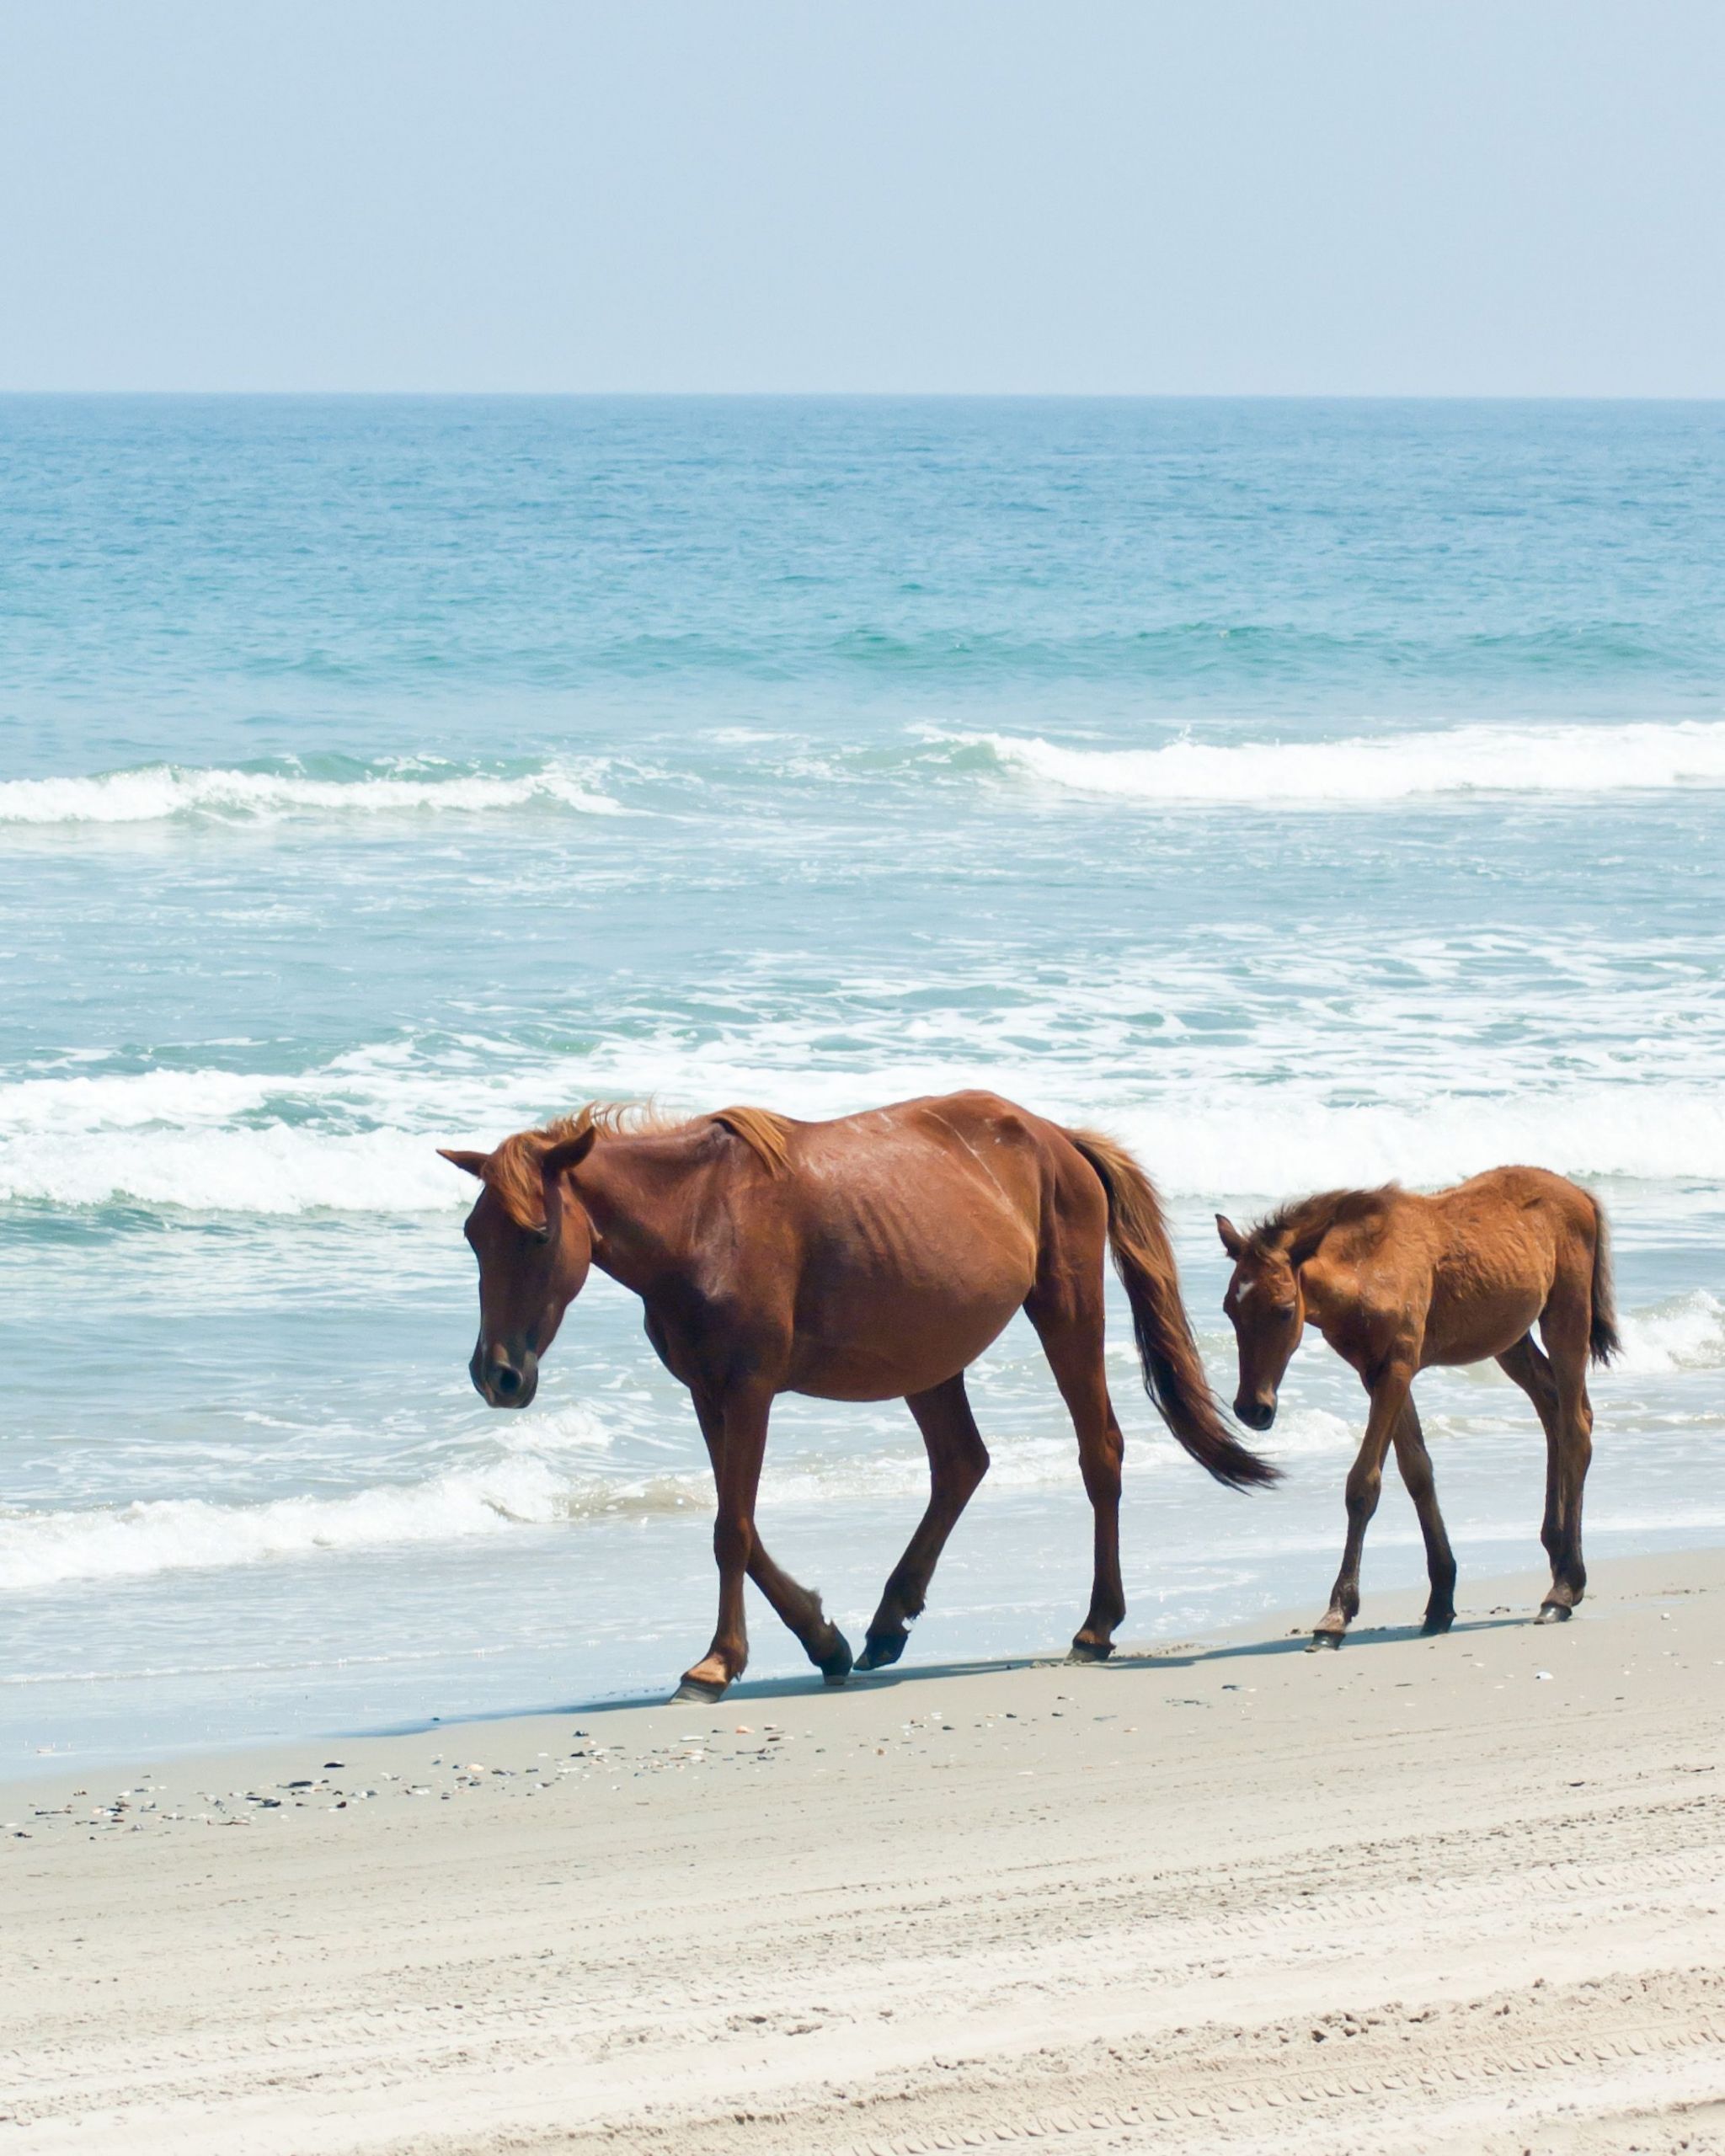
top-left (1215, 1214), bottom-right (1306, 1431)
top-left (440, 1122), bottom-right (597, 1409)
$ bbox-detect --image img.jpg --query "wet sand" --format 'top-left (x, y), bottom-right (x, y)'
top-left (4, 1547), bottom-right (1724, 2153)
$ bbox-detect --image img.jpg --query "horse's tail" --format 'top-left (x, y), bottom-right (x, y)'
top-left (1587, 1191), bottom-right (1621, 1367)
top-left (1065, 1127), bottom-right (1279, 1490)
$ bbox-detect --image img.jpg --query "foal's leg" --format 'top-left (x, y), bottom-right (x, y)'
top-left (1499, 1330), bottom-right (1592, 1620)
top-left (691, 1400), bottom-right (852, 1688)
top-left (675, 1382), bottom-right (774, 1704)
top-left (1535, 1289), bottom-right (1596, 1621)
top-left (1391, 1399), bottom-right (1457, 1634)
top-left (1497, 1333), bottom-right (1567, 1615)
top-left (1312, 1364), bottom-right (1414, 1647)
top-left (857, 1374), bottom-right (990, 1672)
top-left (1025, 1292), bottom-right (1127, 1662)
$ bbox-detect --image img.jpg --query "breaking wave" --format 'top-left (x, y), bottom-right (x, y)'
top-left (17, 717), bottom-right (1725, 835)
top-left (0, 1125), bottom-right (462, 1214)
top-left (0, 1457), bottom-right (704, 1594)
top-left (1611, 1290), bottom-right (1725, 1376)
top-left (946, 718), bottom-right (1725, 806)
top-left (0, 1433), bottom-right (1081, 1594)
top-left (0, 759), bottom-right (623, 826)
top-left (4, 1075), bottom-right (1722, 1214)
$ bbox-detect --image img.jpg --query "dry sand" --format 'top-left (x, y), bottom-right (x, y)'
top-left (3, 1547), bottom-right (1723, 2155)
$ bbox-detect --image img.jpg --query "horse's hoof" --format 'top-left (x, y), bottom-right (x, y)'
top-left (856, 1632), bottom-right (905, 1673)
top-left (1422, 1611), bottom-right (1455, 1636)
top-left (1535, 1602), bottom-right (1573, 1625)
top-left (1307, 1630), bottom-right (1343, 1652)
top-left (818, 1631), bottom-right (854, 1687)
top-left (670, 1676), bottom-right (729, 1704)
top-left (1065, 1639), bottom-right (1114, 1663)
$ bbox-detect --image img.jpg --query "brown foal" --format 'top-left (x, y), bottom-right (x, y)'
top-left (1217, 1166), bottom-right (1618, 1647)
top-left (441, 1091), bottom-right (1275, 1701)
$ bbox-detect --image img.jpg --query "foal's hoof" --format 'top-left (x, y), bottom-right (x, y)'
top-left (670, 1676), bottom-right (729, 1705)
top-left (856, 1632), bottom-right (905, 1673)
top-left (1535, 1602), bottom-right (1573, 1625)
top-left (1065, 1639), bottom-right (1114, 1664)
top-left (1306, 1630), bottom-right (1343, 1652)
top-left (817, 1631), bottom-right (854, 1687)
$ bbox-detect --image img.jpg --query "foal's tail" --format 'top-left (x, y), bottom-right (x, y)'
top-left (1587, 1192), bottom-right (1621, 1367)
top-left (1065, 1128), bottom-right (1279, 1490)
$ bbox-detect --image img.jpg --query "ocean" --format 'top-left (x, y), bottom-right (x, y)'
top-left (4, 394), bottom-right (1725, 1774)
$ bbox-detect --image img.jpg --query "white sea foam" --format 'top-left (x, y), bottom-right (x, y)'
top-left (0, 1440), bottom-right (1065, 1593)
top-left (16, 719), bottom-right (1725, 829)
top-left (948, 718), bottom-right (1725, 806)
top-left (0, 1126), bottom-right (462, 1214)
top-left (8, 1369), bottom-right (1701, 1594)
top-left (0, 1400), bottom-right (690, 1593)
top-left (0, 1068), bottom-right (279, 1134)
top-left (1110, 1085), bottom-right (1725, 1199)
top-left (1240, 1406), bottom-right (1359, 1458)
top-left (2, 1077), bottom-right (1721, 1214)
top-left (0, 1460), bottom-right (684, 1593)
top-left (0, 761), bottom-right (623, 825)
top-left (1610, 1290), bottom-right (1725, 1375)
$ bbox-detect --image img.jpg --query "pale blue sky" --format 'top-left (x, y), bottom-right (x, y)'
top-left (2, 0), bottom-right (1721, 394)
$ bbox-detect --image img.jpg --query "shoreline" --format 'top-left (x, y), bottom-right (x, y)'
top-left (13, 1513), bottom-right (1725, 1791)
top-left (6, 1545), bottom-right (1724, 2152)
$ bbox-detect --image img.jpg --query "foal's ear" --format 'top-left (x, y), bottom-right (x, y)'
top-left (1215, 1214), bottom-right (1246, 1259)
top-left (438, 1148), bottom-right (490, 1179)
top-left (540, 1127), bottom-right (597, 1181)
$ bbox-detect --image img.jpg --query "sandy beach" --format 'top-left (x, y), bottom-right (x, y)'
top-left (3, 1547), bottom-right (1722, 2154)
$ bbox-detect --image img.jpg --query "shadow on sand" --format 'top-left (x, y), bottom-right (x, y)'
top-left (358, 1608), bottom-right (1546, 1746)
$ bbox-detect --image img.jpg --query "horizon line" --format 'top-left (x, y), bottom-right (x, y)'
top-left (3, 387), bottom-right (1725, 405)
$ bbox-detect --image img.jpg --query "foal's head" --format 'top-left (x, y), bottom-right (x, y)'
top-left (1215, 1216), bottom-right (1306, 1431)
top-left (440, 1120), bottom-right (597, 1409)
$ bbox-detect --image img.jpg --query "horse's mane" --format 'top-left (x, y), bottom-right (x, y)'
top-left (487, 1101), bottom-right (791, 1228)
top-left (1251, 1184), bottom-right (1399, 1262)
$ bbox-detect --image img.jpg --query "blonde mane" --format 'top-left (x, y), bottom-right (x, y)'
top-left (486, 1101), bottom-right (792, 1228)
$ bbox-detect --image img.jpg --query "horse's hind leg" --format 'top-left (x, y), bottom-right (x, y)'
top-left (1498, 1329), bottom-right (1589, 1620)
top-left (1497, 1332), bottom-right (1562, 1588)
top-left (857, 1374), bottom-right (990, 1673)
top-left (1536, 1283), bottom-right (1596, 1620)
top-left (1025, 1286), bottom-right (1126, 1662)
top-left (1391, 1399), bottom-right (1457, 1633)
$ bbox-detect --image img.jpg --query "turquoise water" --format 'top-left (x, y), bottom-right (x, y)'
top-left (5, 396), bottom-right (1725, 1772)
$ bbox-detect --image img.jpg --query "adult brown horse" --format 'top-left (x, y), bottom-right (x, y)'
top-left (1216, 1166), bottom-right (1618, 1649)
top-left (441, 1091), bottom-right (1276, 1702)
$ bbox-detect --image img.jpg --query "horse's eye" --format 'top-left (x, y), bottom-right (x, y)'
top-left (531, 1223), bottom-right (552, 1247)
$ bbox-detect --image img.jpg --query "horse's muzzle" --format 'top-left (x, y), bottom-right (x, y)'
top-left (472, 1343), bottom-right (538, 1410)
top-left (1234, 1395), bottom-right (1277, 1432)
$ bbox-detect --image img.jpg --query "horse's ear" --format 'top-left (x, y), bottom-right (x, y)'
top-left (438, 1148), bottom-right (489, 1179)
top-left (1215, 1214), bottom-right (1246, 1259)
top-left (540, 1127), bottom-right (596, 1182)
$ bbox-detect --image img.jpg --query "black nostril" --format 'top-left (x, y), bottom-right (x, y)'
top-left (494, 1365), bottom-right (521, 1397)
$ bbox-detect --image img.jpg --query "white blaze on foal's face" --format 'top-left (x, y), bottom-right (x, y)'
top-left (1216, 1216), bottom-right (1303, 1433)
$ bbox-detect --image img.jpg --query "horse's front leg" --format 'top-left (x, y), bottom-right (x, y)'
top-left (690, 1400), bottom-right (852, 1689)
top-left (674, 1381), bottom-right (774, 1705)
top-left (1311, 1361), bottom-right (1413, 1649)
top-left (1391, 1398), bottom-right (1457, 1634)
